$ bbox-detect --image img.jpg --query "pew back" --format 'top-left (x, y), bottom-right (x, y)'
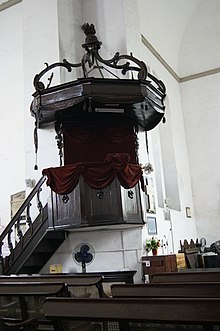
top-left (111, 282), bottom-right (220, 298)
top-left (0, 274), bottom-right (105, 298)
top-left (151, 270), bottom-right (220, 283)
top-left (42, 296), bottom-right (220, 331)
top-left (0, 282), bottom-right (68, 330)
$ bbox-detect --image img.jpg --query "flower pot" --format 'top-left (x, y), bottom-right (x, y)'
top-left (152, 249), bottom-right (158, 256)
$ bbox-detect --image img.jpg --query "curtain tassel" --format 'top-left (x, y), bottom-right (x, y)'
top-left (34, 121), bottom-right (38, 170)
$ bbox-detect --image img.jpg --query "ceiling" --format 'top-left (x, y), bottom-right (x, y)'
top-left (138, 0), bottom-right (209, 76)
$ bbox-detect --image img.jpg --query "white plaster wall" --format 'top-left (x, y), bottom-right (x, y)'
top-left (131, 0), bottom-right (198, 251)
top-left (0, 0), bottom-right (63, 225)
top-left (138, 0), bottom-right (202, 76)
top-left (82, 0), bottom-right (127, 58)
top-left (179, 1), bottom-right (220, 245)
top-left (0, 3), bottom-right (25, 225)
top-left (23, 0), bottom-right (61, 189)
top-left (180, 74), bottom-right (220, 245)
top-left (41, 227), bottom-right (144, 283)
top-left (146, 73), bottom-right (197, 252)
top-left (57, 0), bottom-right (83, 81)
top-left (179, 0), bottom-right (220, 76)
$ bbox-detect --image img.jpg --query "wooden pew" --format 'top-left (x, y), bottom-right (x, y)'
top-left (151, 270), bottom-right (220, 283)
top-left (111, 282), bottom-right (220, 298)
top-left (0, 274), bottom-right (106, 298)
top-left (0, 282), bottom-right (69, 331)
top-left (0, 270), bottom-right (136, 283)
top-left (42, 296), bottom-right (220, 331)
top-left (0, 270), bottom-right (136, 284)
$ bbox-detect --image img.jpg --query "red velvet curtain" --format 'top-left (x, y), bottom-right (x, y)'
top-left (43, 153), bottom-right (144, 194)
top-left (62, 123), bottom-right (137, 164)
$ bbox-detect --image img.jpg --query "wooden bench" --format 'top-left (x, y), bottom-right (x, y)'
top-left (111, 282), bottom-right (220, 298)
top-left (42, 296), bottom-right (220, 331)
top-left (86, 270), bottom-right (136, 283)
top-left (0, 270), bottom-right (136, 284)
top-left (0, 271), bottom-right (136, 297)
top-left (151, 270), bottom-right (220, 283)
top-left (0, 274), bottom-right (106, 298)
top-left (0, 282), bottom-right (69, 331)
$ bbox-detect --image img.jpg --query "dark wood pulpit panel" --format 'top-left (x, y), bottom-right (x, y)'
top-left (48, 178), bottom-right (144, 229)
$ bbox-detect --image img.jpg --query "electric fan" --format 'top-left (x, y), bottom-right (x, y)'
top-left (72, 243), bottom-right (95, 273)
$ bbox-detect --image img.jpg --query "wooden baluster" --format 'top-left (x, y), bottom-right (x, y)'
top-left (7, 228), bottom-right (14, 263)
top-left (16, 216), bottom-right (23, 250)
top-left (37, 187), bottom-right (43, 222)
top-left (0, 241), bottom-right (4, 274)
top-left (26, 202), bottom-right (33, 235)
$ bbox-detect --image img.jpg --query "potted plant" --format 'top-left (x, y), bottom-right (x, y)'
top-left (146, 236), bottom-right (160, 255)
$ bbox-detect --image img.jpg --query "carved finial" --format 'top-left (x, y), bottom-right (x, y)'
top-left (82, 23), bottom-right (96, 36)
top-left (82, 23), bottom-right (102, 49)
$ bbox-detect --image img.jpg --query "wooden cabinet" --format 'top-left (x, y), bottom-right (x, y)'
top-left (142, 255), bottom-right (177, 282)
top-left (48, 178), bottom-right (144, 229)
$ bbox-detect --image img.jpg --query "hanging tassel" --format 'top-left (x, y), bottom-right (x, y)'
top-left (142, 132), bottom-right (153, 175)
top-left (34, 156), bottom-right (38, 170)
top-left (34, 121), bottom-right (38, 170)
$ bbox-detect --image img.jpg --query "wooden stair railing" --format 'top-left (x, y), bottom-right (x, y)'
top-left (0, 176), bottom-right (47, 274)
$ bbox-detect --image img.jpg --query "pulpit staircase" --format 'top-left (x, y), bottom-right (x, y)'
top-left (0, 176), bottom-right (66, 275)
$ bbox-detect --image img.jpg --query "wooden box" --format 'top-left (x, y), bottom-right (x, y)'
top-left (142, 254), bottom-right (177, 282)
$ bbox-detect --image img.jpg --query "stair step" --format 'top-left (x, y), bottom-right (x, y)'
top-left (23, 253), bottom-right (52, 266)
top-left (5, 226), bottom-right (66, 274)
top-left (34, 236), bottom-right (65, 253)
top-left (18, 265), bottom-right (45, 274)
top-left (45, 231), bottom-right (66, 240)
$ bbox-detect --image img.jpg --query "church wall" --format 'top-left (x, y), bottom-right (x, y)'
top-left (180, 74), bottom-right (220, 245)
top-left (137, 1), bottom-right (198, 250)
top-left (0, 0), bottom-right (63, 234)
top-left (179, 0), bottom-right (220, 77)
top-left (40, 227), bottom-right (143, 284)
top-left (23, 0), bottom-right (61, 178)
top-left (138, 0), bottom-right (202, 76)
top-left (57, 0), bottom-right (83, 82)
top-left (0, 2), bottom-right (25, 225)
top-left (179, 0), bottom-right (220, 245)
top-left (22, 0), bottom-right (62, 212)
top-left (137, 45), bottom-right (198, 252)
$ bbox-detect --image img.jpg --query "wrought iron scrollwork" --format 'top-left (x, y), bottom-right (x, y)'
top-left (81, 23), bottom-right (147, 80)
top-left (147, 73), bottom-right (166, 94)
top-left (33, 23), bottom-right (148, 92)
top-left (33, 60), bottom-right (81, 91)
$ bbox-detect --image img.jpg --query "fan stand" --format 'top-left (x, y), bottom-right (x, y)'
top-left (82, 261), bottom-right (86, 273)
